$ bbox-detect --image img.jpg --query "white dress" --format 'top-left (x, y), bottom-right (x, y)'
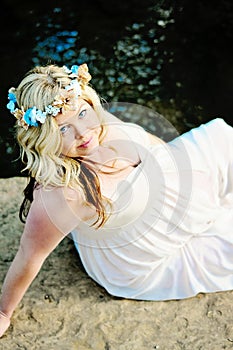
top-left (71, 118), bottom-right (233, 300)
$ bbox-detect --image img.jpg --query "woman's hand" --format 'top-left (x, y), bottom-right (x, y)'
top-left (0, 312), bottom-right (10, 337)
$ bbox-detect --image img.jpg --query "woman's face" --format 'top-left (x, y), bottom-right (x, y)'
top-left (56, 98), bottom-right (102, 158)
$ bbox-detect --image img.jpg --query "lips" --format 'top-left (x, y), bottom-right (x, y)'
top-left (78, 137), bottom-right (92, 148)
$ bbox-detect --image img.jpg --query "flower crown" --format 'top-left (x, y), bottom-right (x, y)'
top-left (6, 63), bottom-right (91, 130)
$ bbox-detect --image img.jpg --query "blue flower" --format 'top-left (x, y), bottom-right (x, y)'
top-left (45, 105), bottom-right (60, 116)
top-left (8, 92), bottom-right (17, 103)
top-left (23, 107), bottom-right (39, 127)
top-left (65, 80), bottom-right (82, 96)
top-left (36, 110), bottom-right (47, 123)
top-left (71, 65), bottom-right (79, 74)
top-left (7, 90), bottom-right (17, 112)
top-left (7, 100), bottom-right (16, 113)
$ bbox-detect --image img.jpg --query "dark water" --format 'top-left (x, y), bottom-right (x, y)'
top-left (1, 0), bottom-right (233, 177)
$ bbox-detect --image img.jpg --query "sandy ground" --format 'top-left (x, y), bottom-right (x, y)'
top-left (0, 177), bottom-right (233, 350)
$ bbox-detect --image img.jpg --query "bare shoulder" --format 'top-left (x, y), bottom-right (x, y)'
top-left (19, 186), bottom-right (85, 258)
top-left (31, 186), bottom-right (85, 234)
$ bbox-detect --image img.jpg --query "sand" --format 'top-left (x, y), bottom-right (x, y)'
top-left (0, 177), bottom-right (233, 350)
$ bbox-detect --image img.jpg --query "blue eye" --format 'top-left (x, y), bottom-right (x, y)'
top-left (60, 125), bottom-right (69, 134)
top-left (79, 109), bottom-right (86, 118)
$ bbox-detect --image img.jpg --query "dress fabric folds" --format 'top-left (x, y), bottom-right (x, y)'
top-left (72, 118), bottom-right (233, 300)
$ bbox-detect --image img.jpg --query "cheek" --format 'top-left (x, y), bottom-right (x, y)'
top-left (61, 136), bottom-right (75, 154)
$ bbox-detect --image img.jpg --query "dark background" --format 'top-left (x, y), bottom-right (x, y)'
top-left (1, 0), bottom-right (233, 177)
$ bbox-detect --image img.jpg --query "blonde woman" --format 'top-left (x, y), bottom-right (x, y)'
top-left (1, 63), bottom-right (233, 337)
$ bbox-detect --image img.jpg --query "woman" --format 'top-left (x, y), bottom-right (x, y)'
top-left (1, 63), bottom-right (233, 337)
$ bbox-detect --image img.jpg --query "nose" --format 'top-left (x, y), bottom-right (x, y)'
top-left (74, 124), bottom-right (87, 139)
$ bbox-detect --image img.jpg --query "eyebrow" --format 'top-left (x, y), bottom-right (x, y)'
top-left (57, 102), bottom-right (87, 126)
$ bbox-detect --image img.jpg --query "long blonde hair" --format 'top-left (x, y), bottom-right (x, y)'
top-left (15, 64), bottom-right (108, 227)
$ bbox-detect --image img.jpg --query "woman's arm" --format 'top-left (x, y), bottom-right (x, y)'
top-left (0, 187), bottom-right (81, 337)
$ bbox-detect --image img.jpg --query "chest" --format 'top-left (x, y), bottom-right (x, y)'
top-left (98, 163), bottom-right (139, 199)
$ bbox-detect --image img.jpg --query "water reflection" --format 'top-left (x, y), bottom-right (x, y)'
top-left (32, 12), bottom-right (166, 105)
top-left (1, 0), bottom-right (233, 177)
top-left (33, 30), bottom-right (79, 64)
